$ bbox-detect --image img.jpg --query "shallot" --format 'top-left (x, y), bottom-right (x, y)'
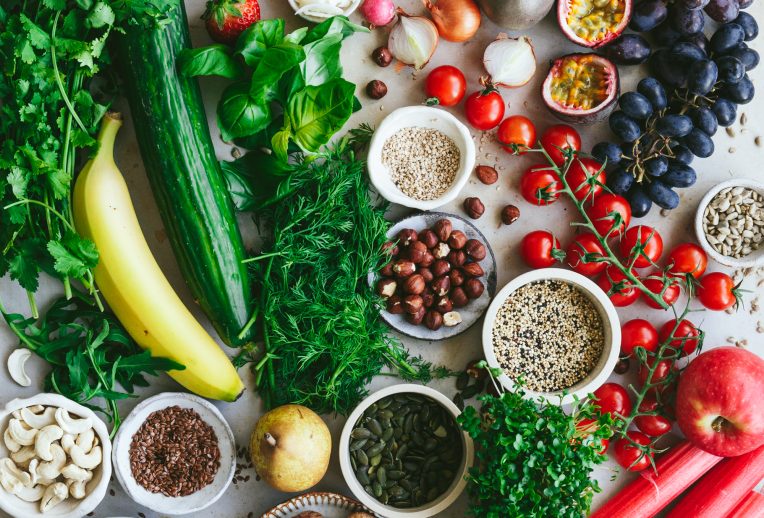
top-left (388, 11), bottom-right (439, 70)
top-left (483, 35), bottom-right (537, 88)
top-left (424, 0), bottom-right (481, 42)
top-left (359, 0), bottom-right (396, 27)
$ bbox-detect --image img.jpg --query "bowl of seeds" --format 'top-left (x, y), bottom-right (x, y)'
top-left (367, 106), bottom-right (476, 211)
top-left (694, 179), bottom-right (764, 268)
top-left (481, 268), bottom-right (621, 406)
top-left (338, 384), bottom-right (474, 518)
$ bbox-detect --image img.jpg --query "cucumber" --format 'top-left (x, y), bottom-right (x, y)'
top-left (114, 0), bottom-right (254, 347)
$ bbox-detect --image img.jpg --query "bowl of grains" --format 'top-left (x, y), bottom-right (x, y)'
top-left (482, 268), bottom-right (621, 406)
top-left (338, 384), bottom-right (474, 518)
top-left (111, 392), bottom-right (236, 515)
top-left (367, 106), bottom-right (475, 210)
top-left (694, 179), bottom-right (764, 268)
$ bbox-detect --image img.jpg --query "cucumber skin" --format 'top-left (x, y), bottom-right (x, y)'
top-left (115, 0), bottom-right (254, 347)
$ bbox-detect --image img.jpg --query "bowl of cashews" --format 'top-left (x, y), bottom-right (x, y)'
top-left (0, 393), bottom-right (112, 518)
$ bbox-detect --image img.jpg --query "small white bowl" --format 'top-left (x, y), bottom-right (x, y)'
top-left (0, 393), bottom-right (112, 518)
top-left (111, 392), bottom-right (236, 515)
top-left (482, 268), bottom-right (621, 406)
top-left (338, 384), bottom-right (474, 518)
top-left (287, 0), bottom-right (362, 24)
top-left (694, 178), bottom-right (764, 268)
top-left (368, 106), bottom-right (476, 211)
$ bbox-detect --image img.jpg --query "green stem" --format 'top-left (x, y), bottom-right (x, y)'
top-left (26, 291), bottom-right (39, 319)
top-left (50, 12), bottom-right (88, 135)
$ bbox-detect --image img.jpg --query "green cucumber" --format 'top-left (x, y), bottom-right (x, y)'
top-left (115, 0), bottom-right (254, 347)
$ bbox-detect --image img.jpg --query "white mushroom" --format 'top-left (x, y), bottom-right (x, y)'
top-left (34, 425), bottom-right (64, 462)
top-left (66, 478), bottom-right (87, 500)
top-left (8, 418), bottom-right (37, 446)
top-left (16, 484), bottom-right (45, 503)
top-left (54, 408), bottom-right (92, 435)
top-left (0, 458), bottom-right (32, 491)
top-left (10, 445), bottom-right (36, 467)
top-left (20, 407), bottom-right (57, 430)
top-left (69, 444), bottom-right (102, 470)
top-left (7, 349), bottom-right (32, 387)
top-left (75, 428), bottom-right (95, 453)
top-left (3, 428), bottom-right (22, 454)
top-left (39, 482), bottom-right (68, 513)
top-left (61, 463), bottom-right (92, 482)
top-left (37, 444), bottom-right (66, 480)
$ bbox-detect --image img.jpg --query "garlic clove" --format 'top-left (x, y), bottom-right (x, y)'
top-left (7, 349), bottom-right (32, 388)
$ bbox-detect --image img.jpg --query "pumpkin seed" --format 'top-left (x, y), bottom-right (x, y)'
top-left (373, 481), bottom-right (383, 497)
top-left (381, 427), bottom-right (394, 442)
top-left (356, 449), bottom-right (369, 466)
top-left (356, 467), bottom-right (370, 485)
top-left (377, 398), bottom-right (392, 409)
top-left (351, 427), bottom-right (372, 440)
top-left (377, 466), bottom-right (387, 485)
top-left (366, 441), bottom-right (386, 457)
top-left (350, 438), bottom-right (368, 451)
top-left (378, 409), bottom-right (394, 420)
top-left (370, 454), bottom-right (382, 467)
top-left (367, 417), bottom-right (384, 436)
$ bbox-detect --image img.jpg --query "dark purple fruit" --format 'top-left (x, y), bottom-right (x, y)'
top-left (652, 22), bottom-right (682, 46)
top-left (682, 33), bottom-right (709, 53)
top-left (716, 55), bottom-right (746, 83)
top-left (683, 128), bottom-right (715, 157)
top-left (645, 156), bottom-right (669, 177)
top-left (671, 5), bottom-right (705, 35)
top-left (650, 50), bottom-right (687, 87)
top-left (670, 41), bottom-right (707, 63)
top-left (729, 46), bottom-right (759, 71)
top-left (619, 92), bottom-right (653, 119)
top-left (630, 0), bottom-right (668, 31)
top-left (711, 23), bottom-right (746, 54)
top-left (688, 59), bottom-right (718, 95)
top-left (637, 77), bottom-right (668, 110)
top-left (680, 0), bottom-right (710, 9)
top-left (671, 144), bottom-right (694, 165)
top-left (603, 34), bottom-right (651, 65)
top-left (712, 98), bottom-right (737, 126)
top-left (704, 0), bottom-right (739, 23)
top-left (689, 106), bottom-right (718, 136)
top-left (627, 185), bottom-right (653, 218)
top-left (609, 111), bottom-right (642, 142)
top-left (722, 75), bottom-right (755, 104)
top-left (592, 142), bottom-right (624, 166)
top-left (608, 166), bottom-right (635, 194)
top-left (738, 0), bottom-right (753, 8)
top-left (663, 163), bottom-right (697, 187)
top-left (734, 12), bottom-right (758, 40)
top-left (656, 114), bottom-right (693, 137)
top-left (647, 180), bottom-right (680, 209)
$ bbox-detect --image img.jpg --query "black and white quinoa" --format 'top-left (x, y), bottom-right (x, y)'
top-left (492, 279), bottom-right (605, 392)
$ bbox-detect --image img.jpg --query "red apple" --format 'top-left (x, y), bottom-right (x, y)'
top-left (676, 347), bottom-right (764, 457)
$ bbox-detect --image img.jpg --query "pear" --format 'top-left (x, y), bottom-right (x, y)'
top-left (250, 404), bottom-right (331, 492)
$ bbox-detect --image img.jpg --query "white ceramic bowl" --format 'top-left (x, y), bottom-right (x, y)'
top-left (694, 178), bottom-right (764, 268)
top-left (287, 0), bottom-right (362, 24)
top-left (0, 393), bottom-right (112, 518)
top-left (367, 106), bottom-right (476, 211)
top-left (482, 268), bottom-right (621, 405)
top-left (338, 384), bottom-right (474, 518)
top-left (111, 392), bottom-right (236, 515)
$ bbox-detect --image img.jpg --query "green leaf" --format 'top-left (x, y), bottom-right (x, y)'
top-left (303, 16), bottom-right (368, 44)
top-left (249, 43), bottom-right (305, 101)
top-left (271, 125), bottom-right (291, 163)
top-left (43, 0), bottom-right (67, 8)
top-left (20, 15), bottom-right (51, 50)
top-left (217, 82), bottom-right (271, 141)
top-left (284, 27), bottom-right (308, 45)
top-left (19, 41), bottom-right (36, 64)
top-left (87, 2), bottom-right (115, 28)
top-left (7, 167), bottom-right (29, 199)
top-left (177, 45), bottom-right (243, 79)
top-left (235, 19), bottom-right (285, 67)
top-left (287, 79), bottom-right (356, 153)
top-left (300, 32), bottom-right (343, 87)
top-left (220, 151), bottom-right (295, 211)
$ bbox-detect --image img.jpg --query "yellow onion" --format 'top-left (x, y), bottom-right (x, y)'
top-left (388, 11), bottom-right (439, 70)
top-left (424, 0), bottom-right (481, 42)
top-left (483, 35), bottom-right (537, 88)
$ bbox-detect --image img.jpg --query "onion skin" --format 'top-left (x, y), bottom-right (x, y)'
top-left (424, 0), bottom-right (481, 42)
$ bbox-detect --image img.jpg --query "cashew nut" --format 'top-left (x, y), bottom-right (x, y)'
top-left (7, 349), bottom-right (32, 387)
top-left (0, 458), bottom-right (32, 489)
top-left (8, 418), bottom-right (37, 446)
top-left (3, 428), bottom-right (21, 453)
top-left (34, 425), bottom-right (64, 462)
top-left (37, 444), bottom-right (66, 480)
top-left (75, 428), bottom-right (95, 453)
top-left (27, 459), bottom-right (55, 487)
top-left (60, 463), bottom-right (92, 482)
top-left (16, 483), bottom-right (45, 503)
top-left (69, 444), bottom-right (102, 470)
top-left (10, 445), bottom-right (36, 467)
top-left (54, 408), bottom-right (92, 435)
top-left (66, 478), bottom-right (87, 500)
top-left (20, 407), bottom-right (57, 430)
top-left (39, 482), bottom-right (68, 513)
top-left (60, 434), bottom-right (75, 455)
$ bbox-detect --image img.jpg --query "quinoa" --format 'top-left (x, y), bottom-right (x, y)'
top-left (492, 280), bottom-right (605, 392)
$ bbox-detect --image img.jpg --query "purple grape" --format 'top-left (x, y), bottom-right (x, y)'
top-left (627, 185), bottom-right (653, 218)
top-left (683, 33), bottom-right (710, 53)
top-left (603, 34), bottom-right (652, 65)
top-left (738, 0), bottom-right (753, 9)
top-left (671, 5), bottom-right (706, 34)
top-left (680, 0), bottom-right (710, 9)
top-left (652, 22), bottom-right (682, 47)
top-left (716, 55), bottom-right (746, 82)
top-left (704, 0), bottom-right (740, 23)
top-left (711, 23), bottom-right (745, 54)
top-left (734, 12), bottom-right (758, 40)
top-left (688, 59), bottom-right (718, 95)
top-left (630, 0), bottom-right (668, 31)
top-left (729, 46), bottom-right (759, 70)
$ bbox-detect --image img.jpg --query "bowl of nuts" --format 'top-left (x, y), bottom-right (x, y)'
top-left (694, 179), bottom-right (764, 268)
top-left (373, 213), bottom-right (497, 340)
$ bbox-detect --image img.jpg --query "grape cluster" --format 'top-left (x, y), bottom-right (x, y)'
top-left (594, 4), bottom-right (759, 217)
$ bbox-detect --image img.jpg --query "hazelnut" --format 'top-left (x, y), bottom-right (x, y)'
top-left (448, 230), bottom-right (467, 250)
top-left (435, 296), bottom-right (453, 313)
top-left (392, 259), bottom-right (416, 278)
top-left (474, 165), bottom-right (498, 185)
top-left (380, 261), bottom-right (394, 277)
top-left (447, 249), bottom-right (466, 267)
top-left (382, 241), bottom-right (399, 257)
top-left (449, 269), bottom-right (465, 287)
top-left (463, 197), bottom-right (485, 219)
top-left (433, 242), bottom-right (450, 259)
top-left (397, 229), bottom-right (418, 246)
top-left (403, 274), bottom-right (426, 295)
top-left (376, 278), bottom-right (397, 299)
top-left (372, 46), bottom-right (393, 67)
top-left (451, 287), bottom-right (468, 307)
top-left (422, 290), bottom-right (435, 308)
top-left (431, 259), bottom-right (451, 277)
top-left (406, 241), bottom-right (428, 263)
top-left (443, 311), bottom-right (463, 327)
top-left (461, 262), bottom-right (485, 278)
top-left (465, 239), bottom-right (487, 261)
top-left (464, 278), bottom-right (485, 299)
top-left (420, 252), bottom-right (434, 267)
top-left (418, 229), bottom-right (439, 249)
top-left (424, 310), bottom-right (444, 331)
top-left (466, 359), bottom-right (488, 380)
top-left (614, 358), bottom-right (630, 374)
top-left (366, 80), bottom-right (387, 100)
top-left (501, 204), bottom-right (520, 225)
top-left (403, 295), bottom-right (424, 314)
top-left (387, 295), bottom-right (404, 314)
top-left (406, 306), bottom-right (426, 325)
top-left (431, 276), bottom-right (451, 297)
top-left (433, 219), bottom-right (452, 242)
top-left (419, 267), bottom-right (434, 283)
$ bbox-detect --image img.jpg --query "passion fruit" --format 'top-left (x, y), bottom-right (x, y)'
top-left (558, 0), bottom-right (632, 48)
top-left (542, 53), bottom-right (620, 124)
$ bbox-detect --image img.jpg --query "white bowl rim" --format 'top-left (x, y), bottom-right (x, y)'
top-left (367, 106), bottom-right (476, 211)
top-left (481, 268), bottom-right (621, 406)
top-left (110, 392), bottom-right (236, 516)
top-left (0, 393), bottom-right (112, 518)
top-left (693, 178), bottom-right (764, 268)
top-left (338, 383), bottom-right (474, 518)
top-left (287, 0), bottom-right (363, 24)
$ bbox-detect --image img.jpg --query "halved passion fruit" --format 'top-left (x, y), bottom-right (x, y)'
top-left (542, 53), bottom-right (620, 124)
top-left (558, 0), bottom-right (632, 48)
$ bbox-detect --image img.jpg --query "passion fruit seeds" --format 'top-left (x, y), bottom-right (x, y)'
top-left (559, 0), bottom-right (631, 48)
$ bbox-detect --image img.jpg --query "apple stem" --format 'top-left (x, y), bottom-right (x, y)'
top-left (265, 432), bottom-right (277, 447)
top-left (711, 416), bottom-right (730, 433)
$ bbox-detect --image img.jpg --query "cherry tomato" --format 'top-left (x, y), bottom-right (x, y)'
top-left (576, 418), bottom-right (610, 454)
top-left (597, 264), bottom-right (640, 306)
top-left (613, 432), bottom-right (652, 471)
top-left (697, 272), bottom-right (741, 311)
top-left (634, 397), bottom-right (673, 437)
top-left (585, 194), bottom-right (632, 237)
top-left (540, 124), bottom-right (581, 166)
top-left (620, 319), bottom-right (658, 358)
top-left (658, 319), bottom-right (700, 356)
top-left (465, 89), bottom-right (505, 130)
top-left (641, 273), bottom-right (681, 309)
top-left (667, 243), bottom-right (707, 279)
top-left (592, 383), bottom-right (632, 419)
top-left (497, 115), bottom-right (536, 154)
top-left (638, 357), bottom-right (676, 389)
top-left (621, 225), bottom-right (663, 268)
top-left (424, 65), bottom-right (467, 107)
top-left (566, 232), bottom-right (607, 277)
top-left (520, 166), bottom-right (562, 205)
top-left (520, 230), bottom-right (564, 269)
top-left (566, 157), bottom-right (605, 201)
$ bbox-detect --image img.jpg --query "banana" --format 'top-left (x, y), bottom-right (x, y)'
top-left (73, 113), bottom-right (244, 401)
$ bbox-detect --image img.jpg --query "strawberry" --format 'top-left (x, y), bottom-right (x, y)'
top-left (203, 0), bottom-right (261, 45)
